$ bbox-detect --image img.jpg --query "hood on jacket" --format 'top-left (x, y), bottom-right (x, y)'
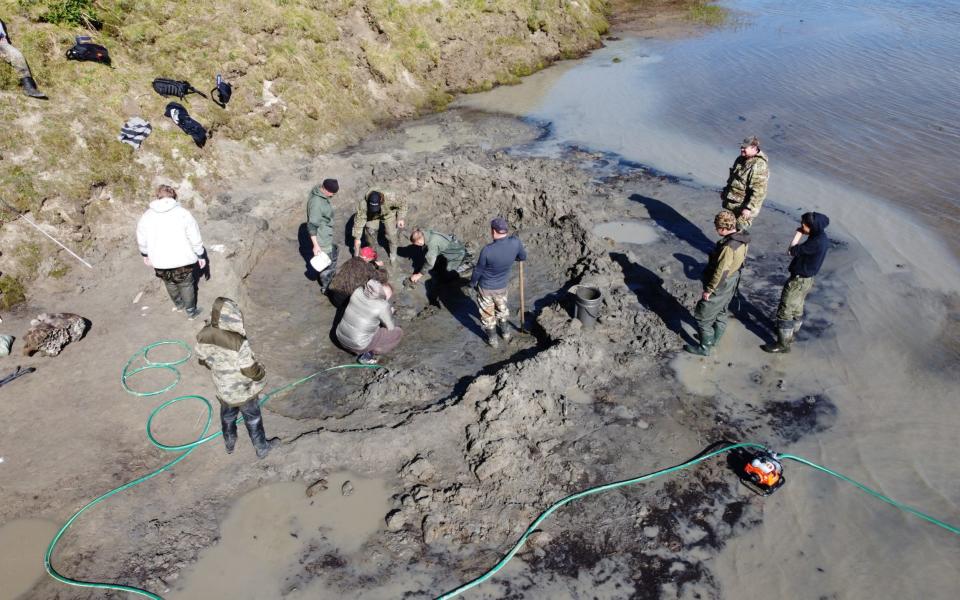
top-left (148, 197), bottom-right (179, 213)
top-left (729, 230), bottom-right (751, 245)
top-left (309, 184), bottom-right (331, 202)
top-left (802, 212), bottom-right (830, 235)
top-left (363, 279), bottom-right (388, 300)
top-left (210, 297), bottom-right (246, 336)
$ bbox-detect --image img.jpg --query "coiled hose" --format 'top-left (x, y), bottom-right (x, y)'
top-left (44, 340), bottom-right (381, 599)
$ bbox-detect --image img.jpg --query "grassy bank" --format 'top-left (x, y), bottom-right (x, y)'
top-left (0, 0), bottom-right (609, 305)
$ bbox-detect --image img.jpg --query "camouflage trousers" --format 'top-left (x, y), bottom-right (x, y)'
top-left (693, 270), bottom-right (740, 332)
top-left (476, 287), bottom-right (509, 330)
top-left (0, 38), bottom-right (33, 79)
top-left (776, 275), bottom-right (815, 322)
top-left (358, 214), bottom-right (400, 256)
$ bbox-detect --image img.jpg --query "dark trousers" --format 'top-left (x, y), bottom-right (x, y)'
top-left (156, 264), bottom-right (197, 311)
top-left (219, 396), bottom-right (268, 448)
top-left (318, 246), bottom-right (339, 291)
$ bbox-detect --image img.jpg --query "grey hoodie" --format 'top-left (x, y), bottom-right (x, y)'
top-left (335, 279), bottom-right (396, 352)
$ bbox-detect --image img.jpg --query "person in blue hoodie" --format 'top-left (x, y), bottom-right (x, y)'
top-left (763, 212), bottom-right (830, 353)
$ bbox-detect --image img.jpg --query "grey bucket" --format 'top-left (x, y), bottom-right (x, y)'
top-left (573, 286), bottom-right (602, 328)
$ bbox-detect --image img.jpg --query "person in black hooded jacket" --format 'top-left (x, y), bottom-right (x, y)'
top-left (763, 211), bottom-right (830, 353)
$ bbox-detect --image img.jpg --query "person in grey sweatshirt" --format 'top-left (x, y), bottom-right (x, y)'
top-left (335, 279), bottom-right (403, 365)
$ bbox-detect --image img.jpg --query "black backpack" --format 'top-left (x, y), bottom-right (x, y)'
top-left (164, 102), bottom-right (207, 148)
top-left (211, 74), bottom-right (232, 108)
top-left (152, 78), bottom-right (206, 100)
top-left (66, 36), bottom-right (111, 65)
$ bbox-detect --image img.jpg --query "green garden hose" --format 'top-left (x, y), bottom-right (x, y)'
top-left (436, 443), bottom-right (960, 599)
top-left (44, 340), bottom-right (381, 599)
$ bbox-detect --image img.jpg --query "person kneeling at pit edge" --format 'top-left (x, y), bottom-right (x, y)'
top-left (326, 246), bottom-right (389, 308)
top-left (195, 298), bottom-right (280, 459)
top-left (408, 228), bottom-right (473, 285)
top-left (336, 279), bottom-right (403, 365)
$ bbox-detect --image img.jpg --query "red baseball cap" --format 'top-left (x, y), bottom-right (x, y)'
top-left (359, 247), bottom-right (378, 260)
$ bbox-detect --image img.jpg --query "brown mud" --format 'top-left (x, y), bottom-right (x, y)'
top-left (1, 107), bottom-right (843, 599)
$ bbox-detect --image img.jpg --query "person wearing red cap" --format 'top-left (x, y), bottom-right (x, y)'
top-left (326, 245), bottom-right (389, 308)
top-left (470, 217), bottom-right (527, 347)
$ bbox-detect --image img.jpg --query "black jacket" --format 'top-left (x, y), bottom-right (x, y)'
top-left (788, 212), bottom-right (830, 277)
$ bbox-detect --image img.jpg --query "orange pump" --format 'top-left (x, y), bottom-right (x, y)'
top-left (744, 457), bottom-right (782, 488)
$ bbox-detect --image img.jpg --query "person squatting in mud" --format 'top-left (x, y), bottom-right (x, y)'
top-left (684, 210), bottom-right (750, 356)
top-left (336, 279), bottom-right (404, 365)
top-left (195, 297), bottom-right (280, 459)
top-left (470, 217), bottom-right (527, 348)
top-left (327, 246), bottom-right (389, 308)
top-left (408, 227), bottom-right (474, 284)
top-left (0, 18), bottom-right (46, 98)
top-left (721, 135), bottom-right (769, 231)
top-left (352, 189), bottom-right (407, 264)
top-left (305, 178), bottom-right (340, 293)
top-left (136, 184), bottom-right (207, 320)
top-left (763, 211), bottom-right (831, 354)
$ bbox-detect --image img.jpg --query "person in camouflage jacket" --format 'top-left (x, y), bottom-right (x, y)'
top-left (351, 189), bottom-right (407, 263)
top-left (408, 228), bottom-right (473, 284)
top-left (195, 297), bottom-right (279, 459)
top-left (721, 136), bottom-right (770, 230)
top-left (684, 211), bottom-right (750, 356)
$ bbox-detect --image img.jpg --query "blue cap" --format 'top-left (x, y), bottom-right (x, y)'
top-left (490, 217), bottom-right (509, 233)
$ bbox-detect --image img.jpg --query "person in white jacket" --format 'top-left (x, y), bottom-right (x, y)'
top-left (136, 185), bottom-right (207, 319)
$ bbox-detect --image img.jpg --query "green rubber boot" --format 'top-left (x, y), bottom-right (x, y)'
top-left (762, 322), bottom-right (794, 354)
top-left (684, 326), bottom-right (713, 356)
top-left (709, 322), bottom-right (727, 347)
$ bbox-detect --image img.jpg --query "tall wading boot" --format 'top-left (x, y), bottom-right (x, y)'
top-left (497, 321), bottom-right (512, 342)
top-left (245, 416), bottom-right (280, 459)
top-left (220, 410), bottom-right (238, 454)
top-left (762, 321), bottom-right (794, 354)
top-left (684, 325), bottom-right (713, 356)
top-left (483, 327), bottom-right (499, 348)
top-left (709, 322), bottom-right (727, 348)
top-left (20, 77), bottom-right (47, 99)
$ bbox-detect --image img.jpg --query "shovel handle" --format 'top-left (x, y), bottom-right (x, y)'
top-left (519, 261), bottom-right (526, 333)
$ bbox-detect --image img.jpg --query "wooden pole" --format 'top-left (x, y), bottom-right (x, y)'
top-left (519, 261), bottom-right (526, 333)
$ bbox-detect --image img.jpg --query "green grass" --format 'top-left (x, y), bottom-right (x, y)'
top-left (687, 1), bottom-right (727, 26)
top-left (0, 274), bottom-right (27, 309)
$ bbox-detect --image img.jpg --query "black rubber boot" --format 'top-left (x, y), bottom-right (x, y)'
top-left (497, 321), bottom-right (512, 342)
top-left (20, 77), bottom-right (47, 99)
top-left (245, 417), bottom-right (280, 459)
top-left (762, 324), bottom-right (794, 354)
top-left (483, 327), bottom-right (499, 348)
top-left (219, 406), bottom-right (238, 454)
top-left (684, 325), bottom-right (713, 356)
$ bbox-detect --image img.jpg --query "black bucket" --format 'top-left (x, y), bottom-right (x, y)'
top-left (573, 285), bottom-right (602, 328)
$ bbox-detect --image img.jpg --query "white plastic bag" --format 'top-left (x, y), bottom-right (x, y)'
top-left (310, 251), bottom-right (331, 272)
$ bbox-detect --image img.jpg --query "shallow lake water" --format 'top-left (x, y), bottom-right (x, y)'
top-left (0, 518), bottom-right (59, 600)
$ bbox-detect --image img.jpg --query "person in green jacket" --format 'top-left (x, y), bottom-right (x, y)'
top-left (721, 136), bottom-right (770, 231)
top-left (408, 228), bottom-right (473, 284)
top-left (305, 178), bottom-right (338, 291)
top-left (352, 189), bottom-right (407, 264)
top-left (684, 210), bottom-right (751, 356)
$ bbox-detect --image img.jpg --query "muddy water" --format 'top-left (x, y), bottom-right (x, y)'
top-left (169, 472), bottom-right (389, 599)
top-left (593, 220), bottom-right (659, 245)
top-left (458, 2), bottom-right (960, 598)
top-left (0, 518), bottom-right (59, 600)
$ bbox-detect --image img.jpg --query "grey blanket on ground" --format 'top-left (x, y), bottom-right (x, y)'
top-left (118, 117), bottom-right (152, 149)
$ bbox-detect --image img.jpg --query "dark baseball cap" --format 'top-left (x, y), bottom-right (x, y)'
top-left (490, 217), bottom-right (509, 233)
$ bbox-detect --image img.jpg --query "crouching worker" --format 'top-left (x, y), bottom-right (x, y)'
top-left (409, 228), bottom-right (473, 284)
top-left (336, 279), bottom-right (403, 365)
top-left (195, 297), bottom-right (280, 459)
top-left (684, 210), bottom-right (750, 356)
top-left (327, 246), bottom-right (389, 308)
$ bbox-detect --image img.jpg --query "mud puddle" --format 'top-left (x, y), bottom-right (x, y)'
top-left (169, 472), bottom-right (390, 599)
top-left (593, 220), bottom-right (659, 245)
top-left (0, 518), bottom-right (59, 600)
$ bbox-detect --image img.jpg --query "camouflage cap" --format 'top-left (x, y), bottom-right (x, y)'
top-left (714, 210), bottom-right (737, 231)
top-left (741, 136), bottom-right (760, 148)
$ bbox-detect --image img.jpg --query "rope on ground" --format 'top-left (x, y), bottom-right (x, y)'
top-left (436, 443), bottom-right (960, 599)
top-left (45, 340), bottom-right (381, 599)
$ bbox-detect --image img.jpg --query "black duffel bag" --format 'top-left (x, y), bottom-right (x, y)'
top-left (66, 36), bottom-right (111, 65)
top-left (152, 78), bottom-right (207, 99)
